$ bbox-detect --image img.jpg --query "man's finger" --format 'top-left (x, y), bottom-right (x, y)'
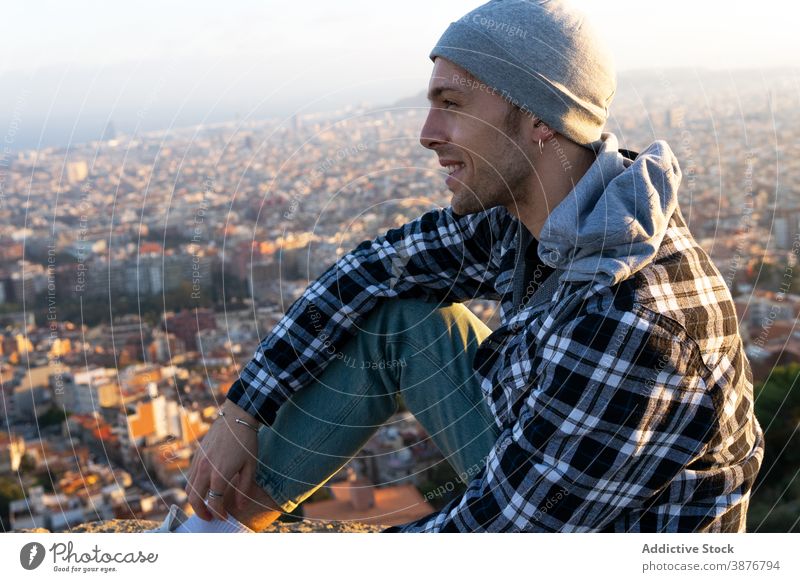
top-left (185, 438), bottom-right (211, 500)
top-left (207, 470), bottom-right (229, 521)
top-left (187, 461), bottom-right (213, 521)
top-left (185, 452), bottom-right (198, 495)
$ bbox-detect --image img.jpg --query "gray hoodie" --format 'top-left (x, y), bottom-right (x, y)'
top-left (511, 131), bottom-right (683, 328)
top-left (540, 131), bottom-right (682, 287)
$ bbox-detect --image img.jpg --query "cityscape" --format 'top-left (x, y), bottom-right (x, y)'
top-left (1, 67), bottom-right (798, 532)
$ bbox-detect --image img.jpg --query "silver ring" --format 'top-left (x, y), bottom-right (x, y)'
top-left (207, 489), bottom-right (223, 499)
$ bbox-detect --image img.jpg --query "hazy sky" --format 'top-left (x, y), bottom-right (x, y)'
top-left (2, 0), bottom-right (797, 149)
top-left (3, 0), bottom-right (797, 75)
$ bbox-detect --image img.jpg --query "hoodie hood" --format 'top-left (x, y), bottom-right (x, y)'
top-left (537, 132), bottom-right (682, 287)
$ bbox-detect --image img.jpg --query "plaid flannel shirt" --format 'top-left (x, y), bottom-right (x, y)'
top-left (227, 197), bottom-right (764, 532)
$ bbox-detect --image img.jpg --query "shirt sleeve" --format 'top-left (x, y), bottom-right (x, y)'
top-left (226, 205), bottom-right (513, 425)
top-left (383, 307), bottom-right (715, 532)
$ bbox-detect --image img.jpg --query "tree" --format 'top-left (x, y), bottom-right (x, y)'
top-left (754, 363), bottom-right (800, 486)
top-left (748, 363), bottom-right (800, 532)
top-left (36, 406), bottom-right (70, 429)
top-left (0, 477), bottom-right (24, 531)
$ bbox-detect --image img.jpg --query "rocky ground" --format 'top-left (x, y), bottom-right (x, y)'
top-left (15, 519), bottom-right (384, 533)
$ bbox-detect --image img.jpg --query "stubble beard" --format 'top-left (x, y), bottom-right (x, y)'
top-left (449, 113), bottom-right (530, 216)
top-left (450, 156), bottom-right (530, 217)
top-left (450, 184), bottom-right (507, 216)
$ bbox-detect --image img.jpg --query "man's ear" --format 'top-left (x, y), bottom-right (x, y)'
top-left (533, 117), bottom-right (555, 142)
top-left (526, 116), bottom-right (552, 147)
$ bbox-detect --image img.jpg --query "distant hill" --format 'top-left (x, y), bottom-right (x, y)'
top-left (391, 90), bottom-right (428, 110)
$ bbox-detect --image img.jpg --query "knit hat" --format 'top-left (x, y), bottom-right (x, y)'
top-left (430, 0), bottom-right (616, 147)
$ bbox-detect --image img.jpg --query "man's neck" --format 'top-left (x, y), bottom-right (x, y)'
top-left (510, 141), bottom-right (597, 240)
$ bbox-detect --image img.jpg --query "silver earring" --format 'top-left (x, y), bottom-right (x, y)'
top-left (538, 139), bottom-right (544, 154)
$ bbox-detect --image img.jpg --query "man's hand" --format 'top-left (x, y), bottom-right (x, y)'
top-left (186, 400), bottom-right (261, 521)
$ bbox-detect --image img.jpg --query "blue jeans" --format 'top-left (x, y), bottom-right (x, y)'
top-left (254, 298), bottom-right (502, 513)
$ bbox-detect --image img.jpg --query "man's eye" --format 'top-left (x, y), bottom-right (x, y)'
top-left (442, 100), bottom-right (457, 109)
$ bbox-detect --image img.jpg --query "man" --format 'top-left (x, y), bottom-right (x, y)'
top-left (179, 0), bottom-right (764, 533)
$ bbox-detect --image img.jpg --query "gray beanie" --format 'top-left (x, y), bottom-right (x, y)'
top-left (430, 0), bottom-right (616, 146)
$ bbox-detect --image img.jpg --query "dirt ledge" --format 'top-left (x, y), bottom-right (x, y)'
top-left (14, 519), bottom-right (385, 533)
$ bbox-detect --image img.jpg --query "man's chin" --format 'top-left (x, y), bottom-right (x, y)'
top-left (450, 190), bottom-right (495, 216)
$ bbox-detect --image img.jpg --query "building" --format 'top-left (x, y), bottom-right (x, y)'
top-left (162, 308), bottom-right (216, 352)
top-left (125, 389), bottom-right (206, 446)
top-left (12, 363), bottom-right (57, 421)
top-left (57, 368), bottom-right (120, 414)
top-left (66, 160), bottom-right (89, 184)
top-left (9, 261), bottom-right (47, 305)
top-left (149, 329), bottom-right (182, 362)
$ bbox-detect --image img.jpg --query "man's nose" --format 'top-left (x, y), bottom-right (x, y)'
top-left (419, 109), bottom-right (446, 150)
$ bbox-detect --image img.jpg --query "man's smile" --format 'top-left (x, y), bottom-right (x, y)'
top-left (439, 158), bottom-right (466, 186)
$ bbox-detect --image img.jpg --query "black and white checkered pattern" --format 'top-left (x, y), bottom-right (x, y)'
top-left (227, 202), bottom-right (764, 532)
